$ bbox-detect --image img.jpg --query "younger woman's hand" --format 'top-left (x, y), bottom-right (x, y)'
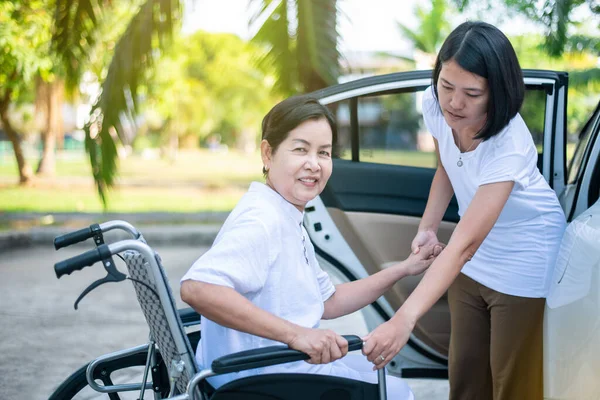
top-left (361, 313), bottom-right (415, 370)
top-left (411, 230), bottom-right (440, 255)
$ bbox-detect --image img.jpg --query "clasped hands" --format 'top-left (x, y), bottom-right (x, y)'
top-left (362, 231), bottom-right (445, 370)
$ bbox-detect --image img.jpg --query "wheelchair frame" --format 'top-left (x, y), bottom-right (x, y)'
top-left (50, 220), bottom-right (388, 400)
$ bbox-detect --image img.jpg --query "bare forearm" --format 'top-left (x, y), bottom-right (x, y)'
top-left (392, 247), bottom-right (466, 328)
top-left (181, 280), bottom-right (298, 344)
top-left (420, 166), bottom-right (454, 232)
top-left (394, 181), bottom-right (514, 327)
top-left (322, 263), bottom-right (409, 319)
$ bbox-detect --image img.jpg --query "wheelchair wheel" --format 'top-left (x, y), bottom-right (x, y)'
top-left (48, 347), bottom-right (158, 399)
top-left (49, 331), bottom-right (200, 399)
top-left (48, 346), bottom-right (171, 399)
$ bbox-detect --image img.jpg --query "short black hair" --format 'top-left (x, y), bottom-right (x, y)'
top-left (432, 21), bottom-right (524, 140)
top-left (261, 95), bottom-right (337, 175)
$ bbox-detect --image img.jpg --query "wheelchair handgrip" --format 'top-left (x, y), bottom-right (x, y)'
top-left (55, 245), bottom-right (107, 278)
top-left (54, 224), bottom-right (99, 249)
top-left (211, 335), bottom-right (363, 374)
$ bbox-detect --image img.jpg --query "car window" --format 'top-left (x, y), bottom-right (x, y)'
top-left (328, 100), bottom-right (352, 160)
top-left (567, 106), bottom-right (600, 184)
top-left (331, 86), bottom-right (547, 170)
top-left (520, 88), bottom-right (546, 160)
top-left (357, 91), bottom-right (436, 168)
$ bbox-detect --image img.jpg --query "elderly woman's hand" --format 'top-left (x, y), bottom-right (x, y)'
top-left (287, 326), bottom-right (349, 364)
top-left (403, 243), bottom-right (444, 276)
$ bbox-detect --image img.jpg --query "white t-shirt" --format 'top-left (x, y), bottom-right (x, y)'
top-left (181, 182), bottom-right (415, 400)
top-left (422, 86), bottom-right (566, 298)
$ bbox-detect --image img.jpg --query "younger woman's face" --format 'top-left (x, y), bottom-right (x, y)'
top-left (261, 118), bottom-right (333, 212)
top-left (437, 59), bottom-right (489, 135)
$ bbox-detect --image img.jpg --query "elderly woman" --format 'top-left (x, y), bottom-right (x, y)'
top-left (180, 95), bottom-right (441, 399)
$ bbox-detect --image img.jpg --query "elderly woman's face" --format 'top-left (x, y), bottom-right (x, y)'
top-left (261, 118), bottom-right (333, 212)
top-left (437, 59), bottom-right (489, 135)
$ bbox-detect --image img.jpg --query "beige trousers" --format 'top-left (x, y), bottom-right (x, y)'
top-left (447, 273), bottom-right (545, 400)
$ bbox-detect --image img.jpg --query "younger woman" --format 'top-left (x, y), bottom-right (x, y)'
top-left (362, 21), bottom-right (566, 400)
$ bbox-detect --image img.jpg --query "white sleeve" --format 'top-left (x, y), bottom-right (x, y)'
top-left (422, 86), bottom-right (444, 140)
top-left (315, 267), bottom-right (336, 302)
top-left (180, 216), bottom-right (276, 294)
top-left (479, 141), bottom-right (530, 191)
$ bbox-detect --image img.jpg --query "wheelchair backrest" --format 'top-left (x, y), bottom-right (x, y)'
top-left (122, 249), bottom-right (198, 395)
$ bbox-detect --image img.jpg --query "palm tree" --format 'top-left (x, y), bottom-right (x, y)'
top-left (34, 75), bottom-right (65, 177)
top-left (0, 0), bottom-right (53, 185)
top-left (378, 0), bottom-right (450, 70)
top-left (250, 0), bottom-right (340, 94)
top-left (52, 0), bottom-right (340, 204)
top-left (453, 0), bottom-right (599, 57)
top-left (401, 0), bottom-right (450, 67)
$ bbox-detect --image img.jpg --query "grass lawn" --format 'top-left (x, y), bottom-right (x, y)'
top-left (0, 185), bottom-right (247, 213)
top-left (0, 144), bottom-right (578, 214)
top-left (0, 149), bottom-right (264, 186)
top-left (0, 149), bottom-right (263, 213)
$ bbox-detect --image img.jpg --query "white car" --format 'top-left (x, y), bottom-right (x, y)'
top-left (304, 70), bottom-right (600, 399)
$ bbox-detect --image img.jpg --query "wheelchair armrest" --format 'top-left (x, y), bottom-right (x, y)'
top-left (178, 307), bottom-right (201, 326)
top-left (211, 334), bottom-right (363, 374)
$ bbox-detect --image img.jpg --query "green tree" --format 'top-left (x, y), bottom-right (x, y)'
top-left (398, 0), bottom-right (451, 68)
top-left (52, 0), bottom-right (341, 204)
top-left (250, 0), bottom-right (340, 94)
top-left (453, 0), bottom-right (599, 57)
top-left (511, 33), bottom-right (600, 137)
top-left (375, 0), bottom-right (451, 72)
top-left (145, 31), bottom-right (277, 155)
top-left (0, 1), bottom-right (54, 184)
top-left (34, 74), bottom-right (65, 177)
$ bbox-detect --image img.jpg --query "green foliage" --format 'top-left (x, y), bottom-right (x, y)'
top-left (54, 0), bottom-right (181, 205)
top-left (511, 34), bottom-right (599, 136)
top-left (397, 0), bottom-right (451, 56)
top-left (145, 31), bottom-right (277, 146)
top-left (379, 0), bottom-right (451, 69)
top-left (52, 0), bottom-right (102, 90)
top-left (0, 1), bottom-right (53, 101)
top-left (52, 0), bottom-right (342, 206)
top-left (453, 0), bottom-right (599, 57)
top-left (250, 0), bottom-right (341, 94)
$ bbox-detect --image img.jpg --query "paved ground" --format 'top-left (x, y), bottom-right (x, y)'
top-left (0, 242), bottom-right (448, 399)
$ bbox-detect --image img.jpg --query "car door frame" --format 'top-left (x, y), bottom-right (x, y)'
top-left (562, 101), bottom-right (600, 221)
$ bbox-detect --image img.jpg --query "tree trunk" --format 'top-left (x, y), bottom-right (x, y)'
top-left (36, 79), bottom-right (64, 176)
top-left (0, 105), bottom-right (33, 185)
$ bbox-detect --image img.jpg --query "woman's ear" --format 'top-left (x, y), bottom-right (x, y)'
top-left (260, 140), bottom-right (272, 172)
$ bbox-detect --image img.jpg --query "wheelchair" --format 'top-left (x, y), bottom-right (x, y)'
top-left (49, 220), bottom-right (389, 400)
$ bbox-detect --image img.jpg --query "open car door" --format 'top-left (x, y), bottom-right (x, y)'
top-left (305, 70), bottom-right (569, 378)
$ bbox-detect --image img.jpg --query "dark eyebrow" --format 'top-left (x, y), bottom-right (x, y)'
top-left (440, 78), bottom-right (484, 92)
top-left (291, 139), bottom-right (310, 145)
top-left (291, 139), bottom-right (332, 149)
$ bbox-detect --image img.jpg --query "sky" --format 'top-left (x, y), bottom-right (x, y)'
top-left (182, 0), bottom-right (546, 56)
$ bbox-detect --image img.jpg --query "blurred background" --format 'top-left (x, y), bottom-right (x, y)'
top-left (0, 1), bottom-right (598, 398)
top-left (0, 0), bottom-right (598, 221)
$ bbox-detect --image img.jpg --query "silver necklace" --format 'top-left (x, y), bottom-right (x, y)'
top-left (457, 134), bottom-right (478, 167)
